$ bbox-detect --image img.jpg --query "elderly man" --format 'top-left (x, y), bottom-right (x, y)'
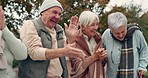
top-left (18, 0), bottom-right (85, 78)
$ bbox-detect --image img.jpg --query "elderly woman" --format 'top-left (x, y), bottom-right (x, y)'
top-left (66, 11), bottom-right (107, 78)
top-left (0, 6), bottom-right (27, 78)
top-left (102, 12), bottom-right (148, 78)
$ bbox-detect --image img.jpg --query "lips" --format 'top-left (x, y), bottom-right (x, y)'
top-left (51, 19), bottom-right (58, 23)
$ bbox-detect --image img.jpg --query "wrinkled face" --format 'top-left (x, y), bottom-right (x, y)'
top-left (82, 19), bottom-right (99, 38)
top-left (111, 25), bottom-right (127, 41)
top-left (41, 7), bottom-right (62, 29)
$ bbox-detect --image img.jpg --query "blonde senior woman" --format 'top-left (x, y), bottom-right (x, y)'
top-left (65, 11), bottom-right (107, 78)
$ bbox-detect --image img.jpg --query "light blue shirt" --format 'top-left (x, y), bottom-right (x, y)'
top-left (102, 29), bottom-right (148, 78)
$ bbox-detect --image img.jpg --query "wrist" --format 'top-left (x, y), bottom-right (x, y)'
top-left (67, 37), bottom-right (76, 44)
top-left (93, 53), bottom-right (100, 60)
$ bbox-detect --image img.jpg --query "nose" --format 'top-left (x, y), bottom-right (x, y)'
top-left (118, 33), bottom-right (123, 38)
top-left (94, 25), bottom-right (98, 29)
top-left (55, 14), bottom-right (61, 19)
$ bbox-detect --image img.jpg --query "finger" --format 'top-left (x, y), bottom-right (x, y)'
top-left (0, 6), bottom-right (2, 11)
top-left (70, 49), bottom-right (85, 60)
top-left (68, 43), bottom-right (75, 47)
top-left (70, 15), bottom-right (78, 26)
top-left (73, 15), bottom-right (78, 24)
top-left (97, 48), bottom-right (104, 53)
top-left (70, 16), bottom-right (74, 25)
top-left (78, 53), bottom-right (85, 60)
top-left (138, 70), bottom-right (144, 76)
top-left (64, 23), bottom-right (68, 29)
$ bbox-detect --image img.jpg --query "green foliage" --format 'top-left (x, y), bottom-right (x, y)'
top-left (144, 71), bottom-right (148, 78)
top-left (59, 0), bottom-right (109, 29)
top-left (99, 4), bottom-right (148, 42)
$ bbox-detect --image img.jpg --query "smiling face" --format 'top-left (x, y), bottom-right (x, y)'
top-left (111, 25), bottom-right (127, 41)
top-left (41, 7), bottom-right (62, 29)
top-left (81, 19), bottom-right (99, 38)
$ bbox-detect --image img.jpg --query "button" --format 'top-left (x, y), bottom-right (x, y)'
top-left (7, 72), bottom-right (10, 75)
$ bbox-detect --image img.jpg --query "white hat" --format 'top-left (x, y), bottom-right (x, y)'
top-left (39, 0), bottom-right (63, 14)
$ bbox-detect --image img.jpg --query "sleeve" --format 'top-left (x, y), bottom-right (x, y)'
top-left (2, 27), bottom-right (27, 60)
top-left (70, 37), bottom-right (106, 77)
top-left (135, 30), bottom-right (148, 71)
top-left (0, 30), bottom-right (4, 55)
top-left (20, 20), bottom-right (47, 60)
top-left (70, 53), bottom-right (95, 77)
top-left (102, 29), bottom-right (110, 49)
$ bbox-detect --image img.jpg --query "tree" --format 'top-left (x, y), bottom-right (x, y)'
top-left (140, 12), bottom-right (148, 42)
top-left (1, 0), bottom-right (109, 37)
top-left (59, 0), bottom-right (109, 28)
top-left (99, 4), bottom-right (148, 40)
top-left (1, 0), bottom-right (109, 67)
top-left (1, 0), bottom-right (43, 38)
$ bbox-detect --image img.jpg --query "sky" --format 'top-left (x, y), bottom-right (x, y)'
top-left (105, 0), bottom-right (148, 13)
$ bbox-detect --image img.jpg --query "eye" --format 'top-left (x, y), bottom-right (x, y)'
top-left (121, 30), bottom-right (125, 33)
top-left (52, 10), bottom-right (62, 16)
top-left (90, 24), bottom-right (95, 26)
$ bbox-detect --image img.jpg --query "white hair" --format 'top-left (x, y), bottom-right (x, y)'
top-left (79, 11), bottom-right (99, 26)
top-left (108, 12), bottom-right (127, 29)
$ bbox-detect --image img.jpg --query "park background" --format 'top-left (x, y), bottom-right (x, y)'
top-left (0, 0), bottom-right (148, 78)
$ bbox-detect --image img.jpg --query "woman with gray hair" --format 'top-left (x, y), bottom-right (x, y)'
top-left (102, 12), bottom-right (148, 78)
top-left (66, 10), bottom-right (107, 78)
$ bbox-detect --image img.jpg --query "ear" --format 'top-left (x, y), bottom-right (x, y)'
top-left (80, 24), bottom-right (87, 28)
top-left (109, 26), bottom-right (113, 33)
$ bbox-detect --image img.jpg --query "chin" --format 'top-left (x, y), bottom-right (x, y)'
top-left (118, 38), bottom-right (124, 41)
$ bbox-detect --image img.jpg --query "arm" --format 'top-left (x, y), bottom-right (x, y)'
top-left (0, 30), bottom-right (4, 57)
top-left (135, 30), bottom-right (148, 75)
top-left (70, 47), bottom-right (107, 77)
top-left (2, 27), bottom-right (27, 60)
top-left (136, 30), bottom-right (148, 70)
top-left (0, 6), bottom-right (27, 60)
top-left (20, 20), bottom-right (85, 60)
top-left (45, 43), bottom-right (86, 60)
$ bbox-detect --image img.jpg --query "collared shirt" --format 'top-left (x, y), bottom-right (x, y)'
top-left (20, 20), bottom-right (65, 77)
top-left (83, 34), bottom-right (103, 78)
top-left (102, 29), bottom-right (148, 78)
top-left (45, 26), bottom-right (63, 78)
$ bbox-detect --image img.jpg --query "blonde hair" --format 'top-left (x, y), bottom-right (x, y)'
top-left (79, 11), bottom-right (99, 26)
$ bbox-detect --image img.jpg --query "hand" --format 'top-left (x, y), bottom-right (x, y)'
top-left (138, 70), bottom-right (144, 78)
top-left (0, 6), bottom-right (6, 30)
top-left (64, 15), bottom-right (79, 38)
top-left (94, 48), bottom-right (107, 60)
top-left (64, 43), bottom-right (86, 60)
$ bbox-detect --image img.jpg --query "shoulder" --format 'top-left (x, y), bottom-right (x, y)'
top-left (95, 32), bottom-right (102, 40)
top-left (21, 20), bottom-right (36, 31)
top-left (20, 20), bottom-right (37, 38)
top-left (55, 24), bottom-right (64, 31)
top-left (133, 30), bottom-right (143, 37)
top-left (102, 29), bottom-right (110, 38)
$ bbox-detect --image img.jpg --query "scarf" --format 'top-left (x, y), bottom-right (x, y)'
top-left (111, 24), bottom-right (141, 78)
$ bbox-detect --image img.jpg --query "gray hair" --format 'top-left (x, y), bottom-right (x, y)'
top-left (108, 12), bottom-right (127, 29)
top-left (79, 11), bottom-right (99, 26)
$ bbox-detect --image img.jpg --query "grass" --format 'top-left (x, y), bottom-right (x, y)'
top-left (144, 71), bottom-right (148, 78)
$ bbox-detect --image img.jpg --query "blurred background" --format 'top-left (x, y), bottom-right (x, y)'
top-left (0, 0), bottom-right (148, 77)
